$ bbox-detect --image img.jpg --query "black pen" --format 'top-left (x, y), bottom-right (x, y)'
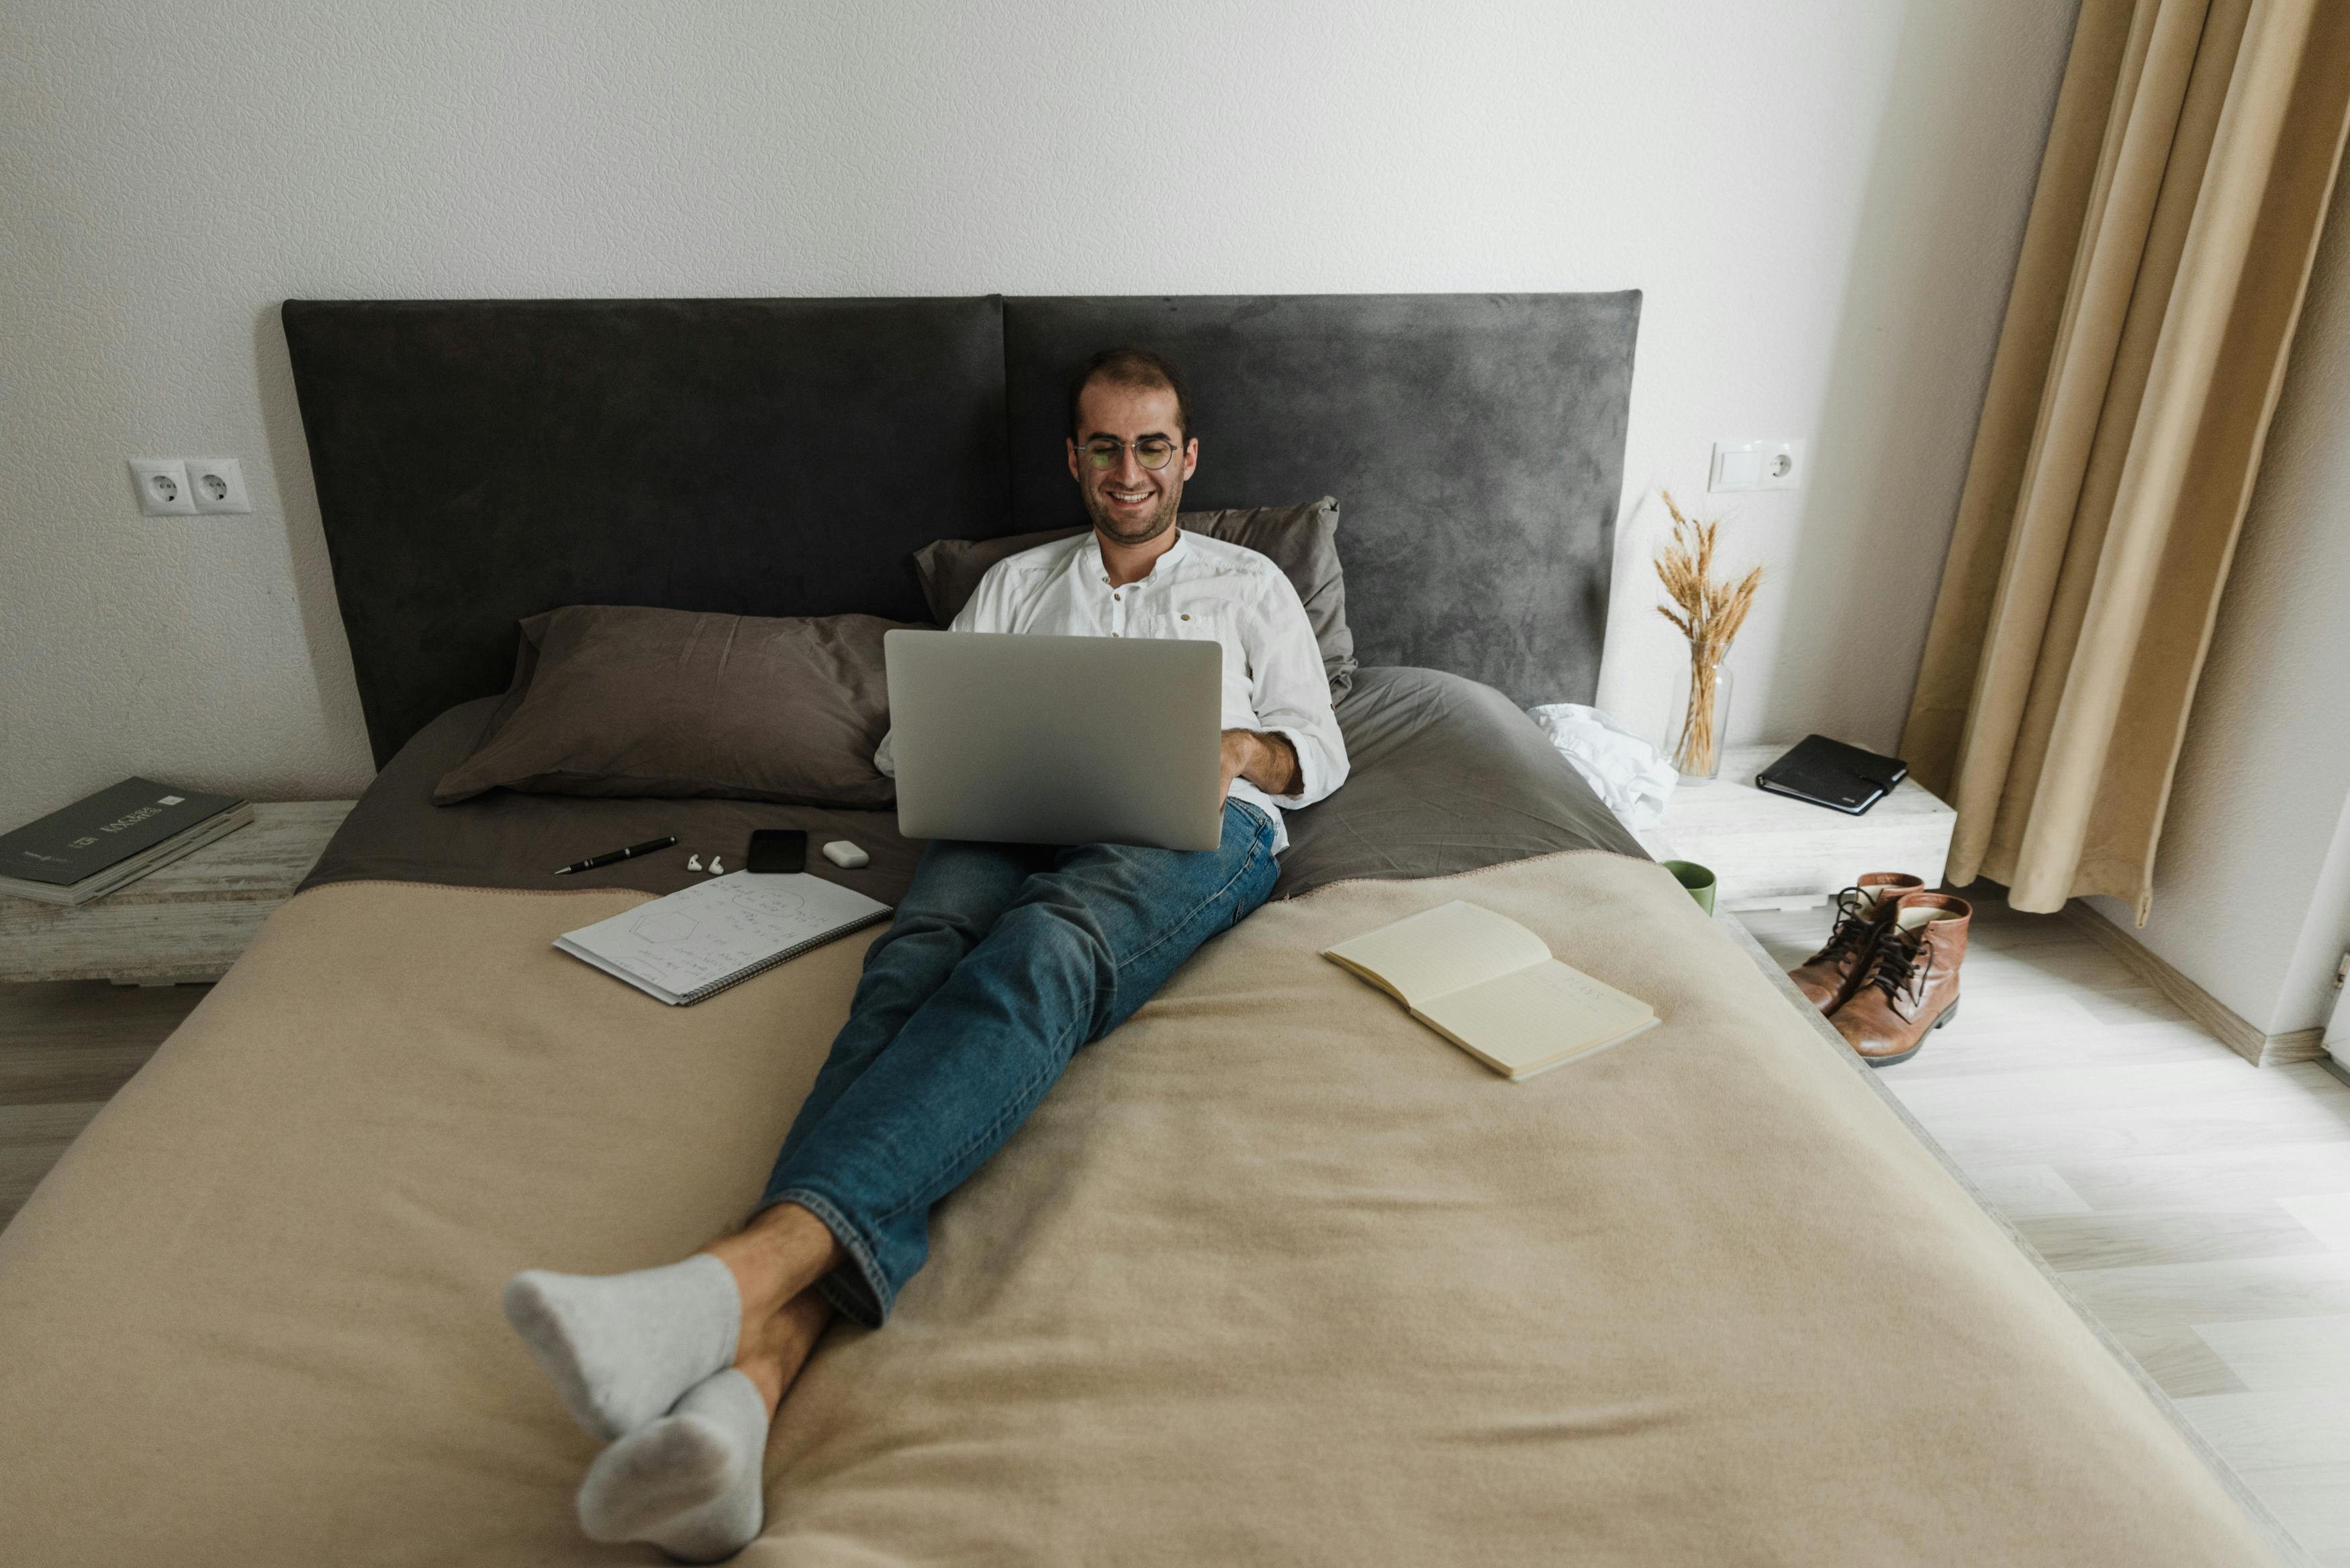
top-left (553, 835), bottom-right (677, 875)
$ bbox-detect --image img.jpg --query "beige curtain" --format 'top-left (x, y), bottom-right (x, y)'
top-left (1902, 0), bottom-right (2350, 920)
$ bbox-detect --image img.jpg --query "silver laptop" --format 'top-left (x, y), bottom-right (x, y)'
top-left (884, 630), bottom-right (1225, 851)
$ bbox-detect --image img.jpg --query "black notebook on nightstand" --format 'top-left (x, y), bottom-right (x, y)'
top-left (1754, 736), bottom-right (1908, 816)
top-left (0, 778), bottom-right (250, 905)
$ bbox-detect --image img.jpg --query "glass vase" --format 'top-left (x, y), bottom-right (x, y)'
top-left (1667, 656), bottom-right (1734, 784)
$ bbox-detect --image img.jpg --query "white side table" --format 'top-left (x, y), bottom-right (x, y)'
top-left (1642, 745), bottom-right (1954, 913)
top-left (0, 801), bottom-right (355, 984)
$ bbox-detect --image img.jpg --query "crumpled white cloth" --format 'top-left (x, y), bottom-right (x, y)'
top-left (1527, 703), bottom-right (1677, 833)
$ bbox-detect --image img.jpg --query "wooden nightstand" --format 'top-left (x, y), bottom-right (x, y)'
top-left (0, 801), bottom-right (355, 985)
top-left (1641, 744), bottom-right (1954, 913)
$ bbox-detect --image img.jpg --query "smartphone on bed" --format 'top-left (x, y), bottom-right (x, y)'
top-left (746, 829), bottom-right (806, 874)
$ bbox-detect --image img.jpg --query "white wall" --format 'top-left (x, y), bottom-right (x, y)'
top-left (0, 0), bottom-right (2078, 822)
top-left (2086, 178), bottom-right (2350, 1038)
top-left (2292, 799), bottom-right (2350, 1040)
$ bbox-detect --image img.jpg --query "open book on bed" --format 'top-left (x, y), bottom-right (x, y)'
top-left (1323, 900), bottom-right (1658, 1080)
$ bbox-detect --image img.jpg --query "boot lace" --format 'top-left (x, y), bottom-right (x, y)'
top-left (1857, 924), bottom-right (1936, 1006)
top-left (1804, 886), bottom-right (1882, 968)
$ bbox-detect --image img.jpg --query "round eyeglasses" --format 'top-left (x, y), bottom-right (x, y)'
top-left (1082, 436), bottom-right (1180, 471)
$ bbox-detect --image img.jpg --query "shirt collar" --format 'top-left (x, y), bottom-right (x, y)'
top-left (1085, 526), bottom-right (1189, 587)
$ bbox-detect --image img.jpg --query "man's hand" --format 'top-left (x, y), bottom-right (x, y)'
top-left (1220, 728), bottom-right (1302, 799)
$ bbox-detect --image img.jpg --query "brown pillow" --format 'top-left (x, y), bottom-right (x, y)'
top-left (912, 526), bottom-right (1083, 625)
top-left (911, 498), bottom-right (1357, 695)
top-left (433, 605), bottom-right (909, 807)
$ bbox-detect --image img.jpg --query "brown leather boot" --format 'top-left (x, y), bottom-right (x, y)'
top-left (1785, 873), bottom-right (1924, 1012)
top-left (1831, 891), bottom-right (1969, 1067)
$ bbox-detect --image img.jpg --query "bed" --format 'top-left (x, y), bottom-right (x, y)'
top-left (0, 295), bottom-right (2300, 1565)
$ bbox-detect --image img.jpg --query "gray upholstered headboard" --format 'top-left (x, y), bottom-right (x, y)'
top-left (283, 293), bottom-right (1639, 765)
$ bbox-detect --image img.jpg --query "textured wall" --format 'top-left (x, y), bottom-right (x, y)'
top-left (0, 0), bottom-right (2077, 822)
top-left (2086, 181), bottom-right (2350, 1038)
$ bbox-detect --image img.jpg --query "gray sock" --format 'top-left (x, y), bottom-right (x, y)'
top-left (576, 1367), bottom-right (769, 1563)
top-left (502, 1255), bottom-right (741, 1440)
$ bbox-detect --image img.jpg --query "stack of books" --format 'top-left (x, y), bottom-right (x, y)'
top-left (0, 778), bottom-right (252, 905)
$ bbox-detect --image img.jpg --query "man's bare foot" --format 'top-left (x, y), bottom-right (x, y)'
top-left (734, 1289), bottom-right (833, 1416)
top-left (700, 1202), bottom-right (847, 1352)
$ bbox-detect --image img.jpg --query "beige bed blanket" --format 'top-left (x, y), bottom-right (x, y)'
top-left (0, 853), bottom-right (2283, 1565)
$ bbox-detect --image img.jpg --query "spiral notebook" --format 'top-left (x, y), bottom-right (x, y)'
top-left (555, 872), bottom-right (892, 1006)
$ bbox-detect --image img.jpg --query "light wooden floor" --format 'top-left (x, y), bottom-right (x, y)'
top-left (0, 980), bottom-right (209, 1226)
top-left (1746, 899), bottom-right (2350, 1567)
top-left (5, 926), bottom-right (2349, 1559)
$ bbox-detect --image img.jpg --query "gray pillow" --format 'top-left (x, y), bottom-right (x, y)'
top-left (911, 498), bottom-right (1356, 695)
top-left (433, 605), bottom-right (908, 807)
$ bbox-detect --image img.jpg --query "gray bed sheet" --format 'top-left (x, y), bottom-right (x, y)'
top-left (299, 665), bottom-right (1646, 905)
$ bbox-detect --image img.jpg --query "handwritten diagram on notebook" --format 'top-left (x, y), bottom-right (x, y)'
top-left (556, 872), bottom-right (891, 1006)
top-left (1322, 900), bottom-right (1658, 1080)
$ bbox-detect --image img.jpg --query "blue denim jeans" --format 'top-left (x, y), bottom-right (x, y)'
top-left (757, 799), bottom-right (1280, 1326)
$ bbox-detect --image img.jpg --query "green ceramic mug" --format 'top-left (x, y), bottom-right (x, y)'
top-left (1663, 859), bottom-right (1718, 916)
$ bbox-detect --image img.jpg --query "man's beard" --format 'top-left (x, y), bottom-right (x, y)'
top-left (1082, 478), bottom-right (1182, 546)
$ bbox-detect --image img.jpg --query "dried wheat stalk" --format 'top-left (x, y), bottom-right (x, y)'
top-left (1654, 490), bottom-right (1762, 776)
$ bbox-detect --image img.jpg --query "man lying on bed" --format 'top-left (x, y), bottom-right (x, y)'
top-left (500, 346), bottom-right (1349, 1561)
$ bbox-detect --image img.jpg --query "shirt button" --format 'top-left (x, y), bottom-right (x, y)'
top-left (1113, 631), bottom-right (1122, 637)
top-left (1113, 593), bottom-right (1121, 601)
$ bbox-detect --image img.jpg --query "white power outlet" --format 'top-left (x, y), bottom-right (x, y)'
top-left (129, 458), bottom-right (197, 516)
top-left (129, 456), bottom-right (254, 516)
top-left (1709, 438), bottom-right (1807, 493)
top-left (185, 457), bottom-right (251, 513)
top-left (1757, 438), bottom-right (1806, 491)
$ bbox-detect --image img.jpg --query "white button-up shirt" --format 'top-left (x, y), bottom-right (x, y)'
top-left (878, 528), bottom-right (1349, 852)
